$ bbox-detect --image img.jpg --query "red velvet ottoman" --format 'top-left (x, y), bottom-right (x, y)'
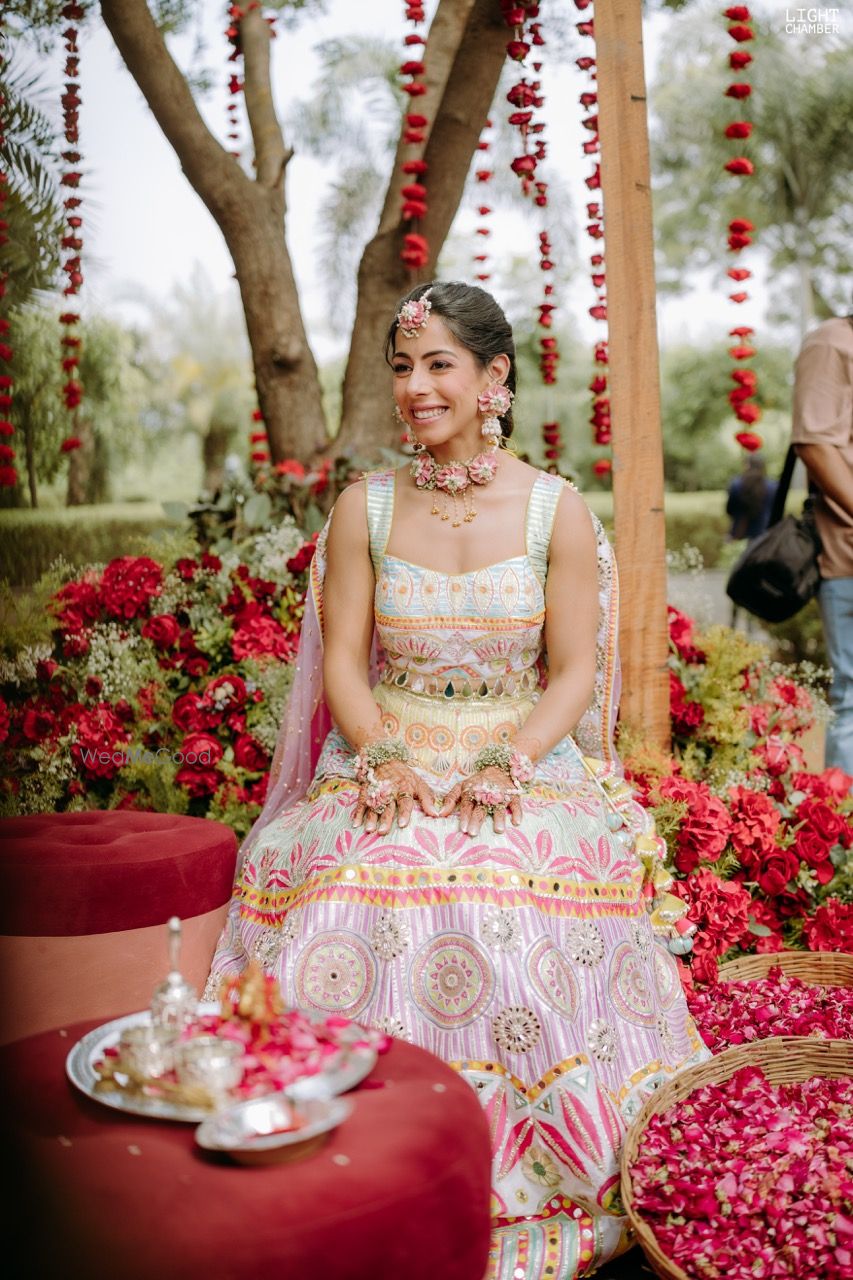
top-left (0, 812), bottom-right (238, 1044)
top-left (0, 1018), bottom-right (492, 1280)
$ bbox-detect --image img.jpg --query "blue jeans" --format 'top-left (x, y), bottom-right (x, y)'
top-left (819, 576), bottom-right (853, 784)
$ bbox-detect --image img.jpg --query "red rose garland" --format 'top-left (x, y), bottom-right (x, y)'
top-left (399, 4), bottom-right (430, 272)
top-left (58, 4), bottom-right (87, 457)
top-left (0, 16), bottom-right (17, 490)
top-left (573, 1), bottom-right (610, 479)
top-left (499, 3), bottom-right (565, 467)
top-left (248, 406), bottom-right (269, 470)
top-left (224, 5), bottom-right (246, 161)
top-left (722, 6), bottom-right (761, 449)
top-left (471, 118), bottom-right (493, 283)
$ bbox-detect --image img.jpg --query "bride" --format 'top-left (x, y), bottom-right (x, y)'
top-left (207, 280), bottom-right (708, 1277)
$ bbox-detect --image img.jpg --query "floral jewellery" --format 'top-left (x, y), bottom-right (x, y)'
top-left (477, 381), bottom-right (514, 444)
top-left (353, 736), bottom-right (410, 783)
top-left (396, 291), bottom-right (432, 339)
top-left (472, 743), bottom-right (534, 791)
top-left (410, 445), bottom-right (499, 528)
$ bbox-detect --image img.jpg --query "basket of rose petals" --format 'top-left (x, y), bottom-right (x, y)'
top-left (717, 949), bottom-right (853, 988)
top-left (621, 1036), bottom-right (853, 1280)
top-left (688, 956), bottom-right (853, 1051)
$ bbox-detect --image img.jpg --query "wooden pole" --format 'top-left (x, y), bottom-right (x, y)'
top-left (594, 0), bottom-right (670, 750)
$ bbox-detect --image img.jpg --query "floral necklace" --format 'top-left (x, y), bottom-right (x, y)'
top-left (410, 445), bottom-right (499, 526)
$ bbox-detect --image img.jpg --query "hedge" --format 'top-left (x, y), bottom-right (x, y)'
top-left (0, 489), bottom-right (808, 587)
top-left (0, 504), bottom-right (180, 586)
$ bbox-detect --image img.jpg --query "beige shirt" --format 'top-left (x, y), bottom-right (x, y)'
top-left (791, 317), bottom-right (853, 579)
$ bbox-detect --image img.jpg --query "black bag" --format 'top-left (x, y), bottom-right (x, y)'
top-left (725, 446), bottom-right (822, 623)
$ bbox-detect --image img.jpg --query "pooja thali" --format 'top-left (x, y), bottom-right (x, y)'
top-left (65, 1003), bottom-right (380, 1123)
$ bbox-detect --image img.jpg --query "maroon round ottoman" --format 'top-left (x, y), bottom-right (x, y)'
top-left (0, 812), bottom-right (238, 1043)
top-left (0, 1018), bottom-right (492, 1280)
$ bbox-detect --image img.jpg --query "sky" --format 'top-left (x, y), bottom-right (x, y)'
top-left (20, 0), bottom-right (815, 364)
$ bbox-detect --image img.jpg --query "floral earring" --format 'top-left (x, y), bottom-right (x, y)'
top-left (477, 382), bottom-right (514, 446)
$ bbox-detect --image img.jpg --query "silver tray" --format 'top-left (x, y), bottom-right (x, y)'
top-left (65, 1004), bottom-right (378, 1123)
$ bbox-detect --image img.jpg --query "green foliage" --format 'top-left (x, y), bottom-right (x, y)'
top-left (4, 306), bottom-right (155, 507)
top-left (0, 504), bottom-right (180, 586)
top-left (660, 342), bottom-right (794, 491)
top-left (651, 3), bottom-right (853, 321)
top-left (0, 57), bottom-right (63, 311)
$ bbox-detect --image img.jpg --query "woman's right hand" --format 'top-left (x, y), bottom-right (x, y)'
top-left (353, 760), bottom-right (439, 835)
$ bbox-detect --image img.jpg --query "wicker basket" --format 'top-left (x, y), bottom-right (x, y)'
top-left (620, 1036), bottom-right (853, 1280)
top-left (717, 949), bottom-right (853, 987)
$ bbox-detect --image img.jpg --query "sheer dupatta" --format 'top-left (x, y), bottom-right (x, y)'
top-left (240, 481), bottom-right (622, 863)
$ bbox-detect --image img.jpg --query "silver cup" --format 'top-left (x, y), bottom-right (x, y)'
top-left (176, 1036), bottom-right (244, 1105)
top-left (118, 1024), bottom-right (179, 1080)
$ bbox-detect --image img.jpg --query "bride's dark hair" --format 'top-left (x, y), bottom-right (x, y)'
top-left (385, 280), bottom-right (517, 438)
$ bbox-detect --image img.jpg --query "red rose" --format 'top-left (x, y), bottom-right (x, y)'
top-left (174, 766), bottom-right (221, 797)
top-left (795, 829), bottom-right (834, 883)
top-left (753, 846), bottom-right (800, 897)
top-left (21, 703), bottom-right (58, 742)
top-left (100, 556), bottom-right (163, 620)
top-left (179, 732), bottom-right (223, 768)
top-left (54, 574), bottom-right (101, 631)
top-left (231, 615), bottom-right (294, 662)
top-left (184, 655), bottom-right (210, 678)
top-left (171, 694), bottom-right (209, 733)
top-left (175, 558), bottom-right (197, 581)
top-left (84, 675), bottom-right (103, 698)
top-left (141, 614), bottom-right (180, 650)
top-left (667, 607), bottom-right (705, 664)
top-left (233, 733), bottom-right (269, 772)
top-left (286, 542), bottom-right (317, 575)
top-left (669, 671), bottom-right (705, 737)
top-left (205, 674), bottom-right (247, 711)
top-left (72, 704), bottom-right (131, 779)
top-left (0, 696), bottom-right (9, 745)
top-left (797, 796), bottom-right (845, 846)
top-left (802, 898), bottom-right (853, 952)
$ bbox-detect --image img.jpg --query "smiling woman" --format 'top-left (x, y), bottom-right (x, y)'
top-left (206, 280), bottom-right (709, 1280)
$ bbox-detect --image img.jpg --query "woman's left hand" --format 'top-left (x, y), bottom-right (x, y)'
top-left (439, 766), bottom-right (523, 836)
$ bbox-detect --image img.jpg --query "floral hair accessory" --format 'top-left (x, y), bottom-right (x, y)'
top-left (396, 290), bottom-right (433, 339)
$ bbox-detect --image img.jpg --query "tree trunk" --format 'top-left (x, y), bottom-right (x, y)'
top-left (335, 0), bottom-right (508, 459)
top-left (98, 0), bottom-right (327, 463)
top-left (66, 415), bottom-right (93, 507)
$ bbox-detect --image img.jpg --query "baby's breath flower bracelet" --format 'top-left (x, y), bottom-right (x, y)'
top-left (472, 744), bottom-right (535, 792)
top-left (354, 736), bottom-right (411, 784)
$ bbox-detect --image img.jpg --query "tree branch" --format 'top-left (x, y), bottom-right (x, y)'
top-left (98, 0), bottom-right (251, 224)
top-left (240, 5), bottom-right (290, 194)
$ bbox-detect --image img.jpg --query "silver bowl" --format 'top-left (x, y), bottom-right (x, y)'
top-left (195, 1092), bottom-right (352, 1165)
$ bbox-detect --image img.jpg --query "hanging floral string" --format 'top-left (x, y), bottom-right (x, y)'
top-left (573, 0), bottom-right (610, 479)
top-left (0, 13), bottom-right (16, 490)
top-left (500, 2), bottom-right (565, 468)
top-left (722, 5), bottom-right (761, 451)
top-left (58, 3), bottom-right (87, 457)
top-left (471, 118), bottom-right (493, 283)
top-left (399, 3), bottom-right (429, 273)
top-left (248, 406), bottom-right (269, 470)
top-left (224, 4), bottom-right (246, 161)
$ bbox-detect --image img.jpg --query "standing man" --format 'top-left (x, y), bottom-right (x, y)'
top-left (791, 314), bottom-right (853, 782)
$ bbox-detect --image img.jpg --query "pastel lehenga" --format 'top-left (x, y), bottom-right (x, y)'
top-left (206, 468), bottom-right (709, 1279)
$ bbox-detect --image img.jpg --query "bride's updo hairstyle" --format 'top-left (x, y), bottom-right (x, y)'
top-left (385, 280), bottom-right (517, 439)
